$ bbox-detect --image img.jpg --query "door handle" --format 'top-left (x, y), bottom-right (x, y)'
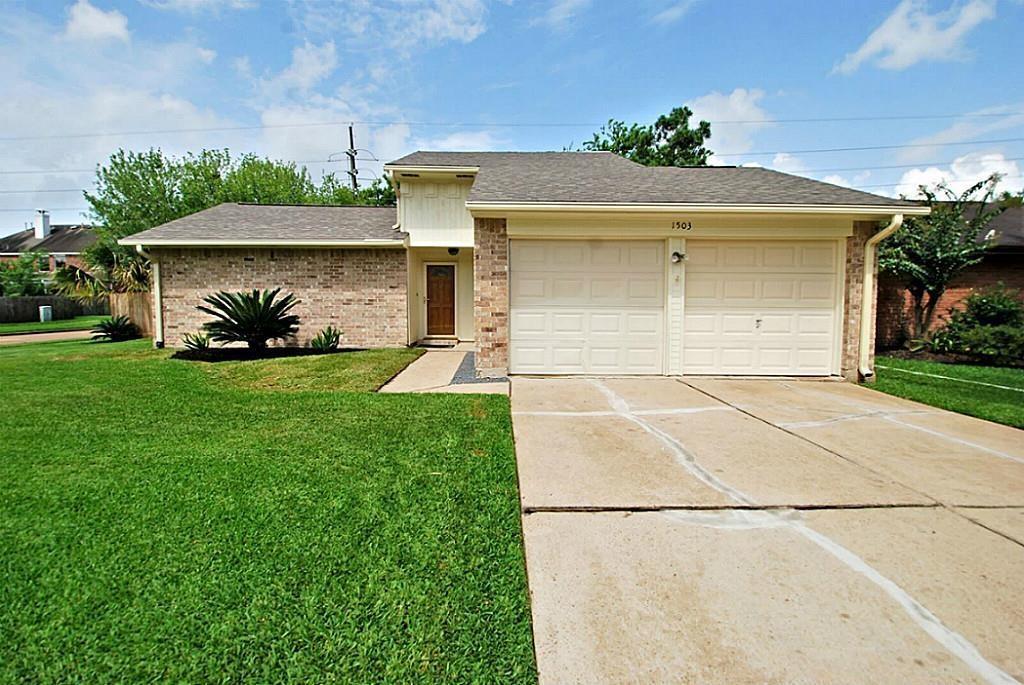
top-left (755, 318), bottom-right (762, 329)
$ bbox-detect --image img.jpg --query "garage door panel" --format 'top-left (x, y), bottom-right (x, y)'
top-left (684, 240), bottom-right (839, 376)
top-left (510, 238), bottom-right (666, 374)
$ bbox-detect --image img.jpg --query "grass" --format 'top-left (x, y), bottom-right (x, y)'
top-left (0, 314), bottom-right (106, 336)
top-left (872, 354), bottom-right (1024, 428)
top-left (0, 340), bottom-right (535, 683)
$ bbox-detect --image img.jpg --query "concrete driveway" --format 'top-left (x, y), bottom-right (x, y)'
top-left (511, 377), bottom-right (1024, 685)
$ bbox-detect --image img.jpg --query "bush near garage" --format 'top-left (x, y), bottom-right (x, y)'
top-left (929, 284), bottom-right (1024, 366)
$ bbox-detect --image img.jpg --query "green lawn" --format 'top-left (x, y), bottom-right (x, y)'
top-left (872, 355), bottom-right (1024, 428)
top-left (0, 341), bottom-right (536, 683)
top-left (0, 315), bottom-right (106, 336)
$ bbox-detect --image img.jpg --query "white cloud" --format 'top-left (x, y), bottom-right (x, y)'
top-left (142, 0), bottom-right (256, 11)
top-left (651, 0), bottom-right (697, 25)
top-left (258, 41), bottom-right (338, 101)
top-left (893, 151), bottom-right (1021, 197)
top-left (414, 130), bottom-right (500, 151)
top-left (65, 0), bottom-right (129, 42)
top-left (531, 0), bottom-right (590, 29)
top-left (833, 0), bottom-right (995, 74)
top-left (288, 0), bottom-right (488, 47)
top-left (686, 88), bottom-right (772, 160)
top-left (196, 47), bottom-right (217, 63)
top-left (897, 103), bottom-right (1024, 162)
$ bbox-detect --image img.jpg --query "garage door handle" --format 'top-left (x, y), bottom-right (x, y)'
top-left (755, 318), bottom-right (762, 329)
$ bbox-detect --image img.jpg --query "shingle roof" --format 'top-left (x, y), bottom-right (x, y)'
top-left (120, 203), bottom-right (403, 245)
top-left (386, 150), bottom-right (919, 208)
top-left (982, 204), bottom-right (1023, 250)
top-left (0, 224), bottom-right (97, 254)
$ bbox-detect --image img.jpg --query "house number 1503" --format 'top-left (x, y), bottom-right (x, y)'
top-left (671, 221), bottom-right (693, 231)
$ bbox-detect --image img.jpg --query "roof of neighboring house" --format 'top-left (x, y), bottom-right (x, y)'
top-left (385, 151), bottom-right (921, 209)
top-left (0, 224), bottom-right (97, 254)
top-left (120, 203), bottom-right (403, 246)
top-left (983, 204), bottom-right (1023, 250)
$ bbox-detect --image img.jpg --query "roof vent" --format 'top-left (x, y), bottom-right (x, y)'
top-left (33, 209), bottom-right (51, 240)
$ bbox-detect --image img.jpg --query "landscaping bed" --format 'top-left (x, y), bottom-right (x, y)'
top-left (171, 345), bottom-right (367, 362)
top-left (0, 340), bottom-right (534, 682)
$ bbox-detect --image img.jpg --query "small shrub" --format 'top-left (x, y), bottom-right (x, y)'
top-left (197, 288), bottom-right (300, 351)
top-left (957, 325), bottom-right (1024, 365)
top-left (91, 315), bottom-right (140, 342)
top-left (182, 331), bottom-right (210, 351)
top-left (310, 325), bottom-right (341, 351)
top-left (958, 284), bottom-right (1023, 327)
top-left (928, 285), bottom-right (1024, 365)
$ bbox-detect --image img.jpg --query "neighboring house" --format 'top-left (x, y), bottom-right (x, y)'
top-left (0, 210), bottom-right (97, 272)
top-left (120, 151), bottom-right (927, 380)
top-left (876, 204), bottom-right (1024, 348)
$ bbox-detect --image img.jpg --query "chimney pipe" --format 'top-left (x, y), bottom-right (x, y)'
top-left (33, 209), bottom-right (51, 240)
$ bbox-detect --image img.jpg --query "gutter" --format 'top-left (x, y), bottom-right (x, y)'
top-left (135, 244), bottom-right (164, 348)
top-left (859, 213), bottom-right (903, 381)
top-left (117, 238), bottom-right (405, 248)
top-left (465, 201), bottom-right (931, 216)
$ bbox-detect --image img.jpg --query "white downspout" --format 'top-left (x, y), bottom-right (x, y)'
top-left (136, 244), bottom-right (164, 348)
top-left (858, 213), bottom-right (903, 380)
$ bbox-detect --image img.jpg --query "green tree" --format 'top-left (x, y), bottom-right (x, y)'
top-left (583, 106), bottom-right (713, 166)
top-left (880, 176), bottom-right (1004, 342)
top-left (0, 252), bottom-right (47, 296)
top-left (75, 148), bottom-right (395, 296)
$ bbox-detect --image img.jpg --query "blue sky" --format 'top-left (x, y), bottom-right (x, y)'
top-left (1, 0), bottom-right (1022, 225)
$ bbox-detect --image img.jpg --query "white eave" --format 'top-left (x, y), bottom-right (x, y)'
top-left (383, 165), bottom-right (480, 175)
top-left (117, 237), bottom-right (407, 248)
top-left (465, 201), bottom-right (931, 216)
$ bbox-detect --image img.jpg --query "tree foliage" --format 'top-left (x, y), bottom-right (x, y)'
top-left (0, 252), bottom-right (47, 297)
top-left (583, 106), bottom-right (713, 166)
top-left (879, 176), bottom-right (1004, 341)
top-left (73, 148), bottom-right (395, 296)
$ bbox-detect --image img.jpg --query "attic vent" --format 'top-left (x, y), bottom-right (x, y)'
top-left (455, 174), bottom-right (474, 178)
top-left (400, 173), bottom-right (420, 178)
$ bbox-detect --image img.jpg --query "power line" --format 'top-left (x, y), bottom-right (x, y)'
top-left (712, 137), bottom-right (1024, 158)
top-left (0, 111), bottom-right (1022, 142)
top-left (0, 207), bottom-right (88, 212)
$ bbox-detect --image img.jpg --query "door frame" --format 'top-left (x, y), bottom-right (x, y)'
top-left (422, 261), bottom-right (458, 339)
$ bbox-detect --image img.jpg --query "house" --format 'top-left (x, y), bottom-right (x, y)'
top-left (119, 151), bottom-right (927, 380)
top-left (0, 210), bottom-right (97, 272)
top-left (876, 204), bottom-right (1024, 348)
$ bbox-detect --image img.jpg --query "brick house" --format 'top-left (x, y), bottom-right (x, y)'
top-left (876, 205), bottom-right (1024, 348)
top-left (0, 210), bottom-right (97, 272)
top-left (120, 151), bottom-right (927, 381)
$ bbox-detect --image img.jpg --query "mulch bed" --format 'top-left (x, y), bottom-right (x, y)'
top-left (171, 347), bottom-right (365, 363)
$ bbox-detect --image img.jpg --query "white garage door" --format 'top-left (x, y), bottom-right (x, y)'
top-left (683, 240), bottom-right (840, 376)
top-left (510, 240), bottom-right (665, 374)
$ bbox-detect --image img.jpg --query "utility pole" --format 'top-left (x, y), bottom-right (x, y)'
top-left (345, 124), bottom-right (359, 191)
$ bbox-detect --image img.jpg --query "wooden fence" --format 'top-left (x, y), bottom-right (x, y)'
top-left (0, 296), bottom-right (108, 323)
top-left (109, 292), bottom-right (154, 337)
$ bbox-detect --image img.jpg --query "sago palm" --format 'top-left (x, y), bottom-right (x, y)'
top-left (197, 288), bottom-right (301, 350)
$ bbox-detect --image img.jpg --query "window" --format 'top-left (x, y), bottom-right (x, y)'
top-left (36, 255), bottom-right (51, 272)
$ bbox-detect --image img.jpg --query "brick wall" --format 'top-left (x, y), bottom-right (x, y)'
top-left (473, 218), bottom-right (509, 377)
top-left (876, 252), bottom-right (1024, 349)
top-left (154, 247), bottom-right (407, 348)
top-left (841, 221), bottom-right (877, 381)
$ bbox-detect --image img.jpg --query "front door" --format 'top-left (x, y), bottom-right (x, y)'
top-left (426, 264), bottom-right (456, 336)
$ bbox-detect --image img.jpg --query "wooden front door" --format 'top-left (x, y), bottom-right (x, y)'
top-left (426, 264), bottom-right (456, 336)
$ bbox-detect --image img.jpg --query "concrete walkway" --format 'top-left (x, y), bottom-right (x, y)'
top-left (512, 377), bottom-right (1024, 684)
top-left (0, 329), bottom-right (92, 346)
top-left (380, 348), bottom-right (508, 394)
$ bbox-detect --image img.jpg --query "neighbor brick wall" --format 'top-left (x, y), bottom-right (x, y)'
top-left (876, 253), bottom-right (1024, 349)
top-left (154, 247), bottom-right (407, 348)
top-left (473, 217), bottom-right (509, 377)
top-left (841, 221), bottom-right (877, 381)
